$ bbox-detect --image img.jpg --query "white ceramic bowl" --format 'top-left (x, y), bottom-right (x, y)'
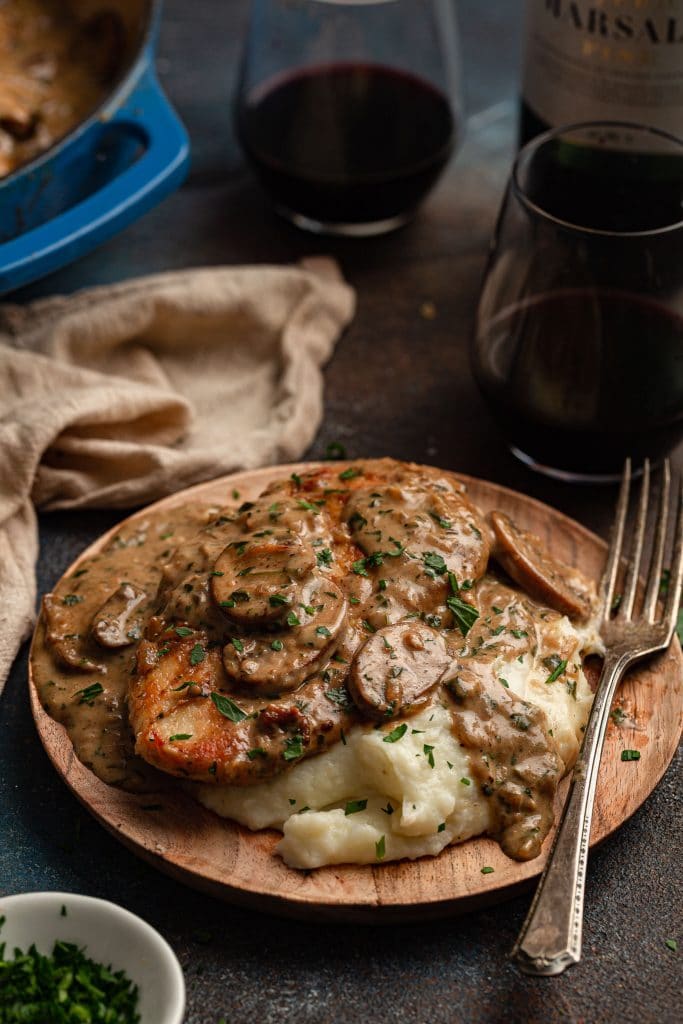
top-left (0, 891), bottom-right (185, 1024)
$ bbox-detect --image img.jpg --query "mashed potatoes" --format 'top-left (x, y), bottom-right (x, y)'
top-left (197, 614), bottom-right (599, 868)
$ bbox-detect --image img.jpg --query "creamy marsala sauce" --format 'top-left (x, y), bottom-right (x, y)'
top-left (33, 459), bottom-right (598, 862)
top-left (0, 1), bottom-right (127, 177)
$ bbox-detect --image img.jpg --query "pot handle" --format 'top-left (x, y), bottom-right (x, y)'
top-left (0, 68), bottom-right (190, 295)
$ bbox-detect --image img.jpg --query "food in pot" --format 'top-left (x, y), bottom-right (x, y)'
top-left (0, 0), bottom-right (126, 177)
top-left (32, 459), bottom-right (601, 869)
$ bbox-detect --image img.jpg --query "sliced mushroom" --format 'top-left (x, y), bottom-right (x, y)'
top-left (349, 621), bottom-right (450, 720)
top-left (211, 532), bottom-right (316, 626)
top-left (92, 583), bottom-right (147, 648)
top-left (222, 580), bottom-right (347, 696)
top-left (489, 511), bottom-right (595, 622)
top-left (42, 594), bottom-right (103, 673)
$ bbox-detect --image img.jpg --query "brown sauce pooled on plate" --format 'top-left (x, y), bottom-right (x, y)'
top-left (32, 459), bottom-right (597, 861)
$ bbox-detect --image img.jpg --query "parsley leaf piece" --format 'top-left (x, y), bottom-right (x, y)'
top-left (316, 625), bottom-right (332, 638)
top-left (74, 682), bottom-right (103, 705)
top-left (481, 866), bottom-right (495, 874)
top-left (231, 637), bottom-right (244, 653)
top-left (621, 749), bottom-right (641, 762)
top-left (352, 558), bottom-right (369, 577)
top-left (174, 626), bottom-right (193, 637)
top-left (247, 748), bottom-right (266, 760)
top-left (339, 467), bottom-right (362, 481)
top-left (544, 657), bottom-right (568, 684)
top-left (344, 799), bottom-right (368, 816)
top-left (325, 687), bottom-right (353, 709)
top-left (325, 441), bottom-right (347, 460)
top-left (423, 743), bottom-right (435, 768)
top-left (375, 835), bottom-right (386, 860)
top-left (269, 593), bottom-right (290, 607)
top-left (286, 611), bottom-right (301, 627)
top-left (316, 547), bottom-right (333, 567)
top-left (283, 734), bottom-right (304, 761)
top-left (271, 639), bottom-right (284, 652)
top-left (211, 692), bottom-right (247, 723)
top-left (189, 643), bottom-right (206, 665)
top-left (169, 733), bottom-right (192, 741)
top-left (447, 593), bottom-right (479, 636)
top-left (383, 723), bottom-right (408, 744)
top-left (423, 551), bottom-right (448, 577)
top-left (62, 593), bottom-right (83, 606)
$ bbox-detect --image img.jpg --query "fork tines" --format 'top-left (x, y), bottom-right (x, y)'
top-left (600, 458), bottom-right (683, 639)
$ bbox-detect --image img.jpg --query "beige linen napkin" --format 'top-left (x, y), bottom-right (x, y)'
top-left (0, 260), bottom-right (355, 691)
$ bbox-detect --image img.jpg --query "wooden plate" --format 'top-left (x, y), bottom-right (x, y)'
top-left (29, 463), bottom-right (683, 922)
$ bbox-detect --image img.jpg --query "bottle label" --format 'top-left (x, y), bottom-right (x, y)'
top-left (523, 0), bottom-right (683, 147)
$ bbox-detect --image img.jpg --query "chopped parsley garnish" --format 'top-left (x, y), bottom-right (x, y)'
top-left (74, 682), bottom-right (103, 705)
top-left (511, 629), bottom-right (528, 639)
top-left (499, 678), bottom-right (509, 688)
top-left (174, 626), bottom-right (193, 637)
top-left (172, 681), bottom-right (196, 691)
top-left (375, 835), bottom-right (386, 860)
top-left (169, 733), bottom-right (192, 741)
top-left (283, 734), bottom-right (304, 761)
top-left (62, 594), bottom-right (83, 606)
top-left (383, 723), bottom-right (408, 743)
top-left (610, 706), bottom-right (627, 725)
top-left (543, 654), bottom-right (567, 683)
top-left (447, 592), bottom-right (479, 636)
top-left (361, 619), bottom-right (376, 633)
top-left (316, 548), bottom-right (333, 567)
top-left (247, 748), bottom-right (266, 760)
top-left (344, 799), bottom-right (367, 816)
top-left (325, 441), bottom-right (347, 460)
top-left (290, 473), bottom-right (302, 487)
top-left (352, 558), bottom-right (369, 577)
top-left (381, 802), bottom-right (394, 815)
top-left (0, 938), bottom-right (141, 1022)
top-left (211, 692), bottom-right (247, 723)
top-left (437, 822), bottom-right (446, 833)
top-left (429, 512), bottom-right (452, 529)
top-left (269, 593), bottom-right (290, 607)
top-left (481, 866), bottom-right (494, 874)
top-left (423, 551), bottom-right (447, 577)
top-left (665, 939), bottom-right (678, 952)
top-left (621, 749), bottom-right (641, 762)
top-left (271, 639), bottom-right (284, 651)
top-left (297, 499), bottom-right (320, 513)
top-left (325, 687), bottom-right (353, 709)
top-left (210, 570), bottom-right (224, 577)
top-left (230, 637), bottom-right (244, 653)
top-left (286, 611), bottom-right (301, 627)
top-left (189, 643), bottom-right (206, 665)
top-left (339, 467), bottom-right (362, 481)
top-left (348, 511), bottom-right (367, 531)
top-left (423, 744), bottom-right (435, 768)
top-left (492, 605), bottom-right (504, 615)
top-left (460, 777), bottom-right (471, 786)
top-left (316, 625), bottom-right (332, 638)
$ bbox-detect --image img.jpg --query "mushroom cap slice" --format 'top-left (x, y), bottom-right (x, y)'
top-left (42, 594), bottom-right (104, 673)
top-left (222, 579), bottom-right (348, 696)
top-left (92, 583), bottom-right (147, 648)
top-left (211, 532), bottom-right (316, 626)
top-left (349, 621), bottom-right (450, 720)
top-left (489, 511), bottom-right (595, 622)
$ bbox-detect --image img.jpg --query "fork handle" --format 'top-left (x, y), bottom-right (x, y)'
top-left (511, 650), bottom-right (631, 975)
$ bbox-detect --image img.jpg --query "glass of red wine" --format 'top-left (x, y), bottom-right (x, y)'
top-left (472, 121), bottom-right (683, 482)
top-left (235, 0), bottom-right (462, 236)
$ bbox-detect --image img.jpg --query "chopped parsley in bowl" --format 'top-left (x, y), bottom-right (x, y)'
top-left (0, 893), bottom-right (184, 1024)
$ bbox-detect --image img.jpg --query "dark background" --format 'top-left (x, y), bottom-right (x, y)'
top-left (2, 2), bottom-right (680, 1021)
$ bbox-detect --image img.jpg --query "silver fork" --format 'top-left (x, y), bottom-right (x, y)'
top-left (511, 457), bottom-right (683, 976)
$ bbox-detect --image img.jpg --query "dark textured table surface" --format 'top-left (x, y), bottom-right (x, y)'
top-left (2, 2), bottom-right (681, 1022)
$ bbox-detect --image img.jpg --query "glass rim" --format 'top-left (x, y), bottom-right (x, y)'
top-left (512, 120), bottom-right (683, 239)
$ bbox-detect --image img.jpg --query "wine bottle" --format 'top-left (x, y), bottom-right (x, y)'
top-left (520, 0), bottom-right (683, 148)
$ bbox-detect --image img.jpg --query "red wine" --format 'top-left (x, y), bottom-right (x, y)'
top-left (472, 290), bottom-right (683, 476)
top-left (237, 63), bottom-right (456, 227)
